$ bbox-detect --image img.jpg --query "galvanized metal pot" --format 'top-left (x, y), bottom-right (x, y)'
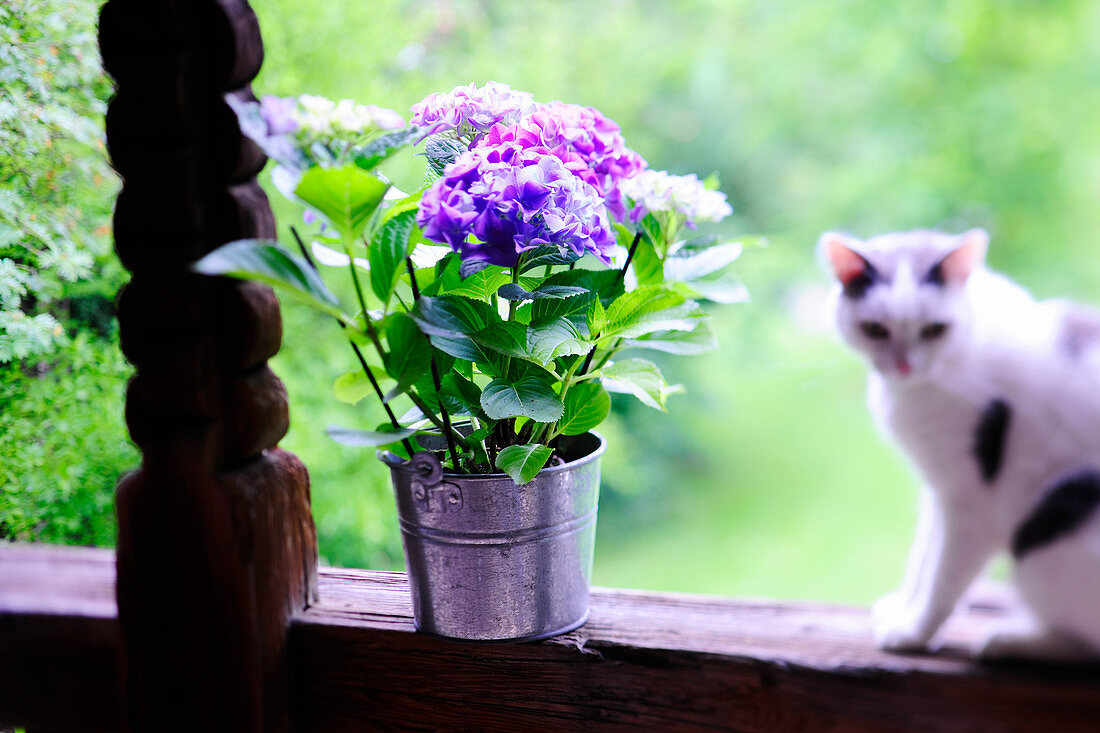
top-left (379, 432), bottom-right (605, 643)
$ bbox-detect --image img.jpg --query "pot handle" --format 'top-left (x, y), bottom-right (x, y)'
top-left (408, 451), bottom-right (444, 487)
top-left (407, 452), bottom-right (464, 513)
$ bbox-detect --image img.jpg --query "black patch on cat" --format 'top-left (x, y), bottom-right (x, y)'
top-left (924, 262), bottom-right (946, 286)
top-left (843, 260), bottom-right (880, 300)
top-left (972, 399), bottom-right (1011, 484)
top-left (1011, 471), bottom-right (1100, 559)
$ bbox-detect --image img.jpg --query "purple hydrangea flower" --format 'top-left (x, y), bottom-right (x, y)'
top-left (410, 81), bottom-right (536, 140)
top-left (514, 101), bottom-right (647, 221)
top-left (417, 124), bottom-right (615, 267)
top-left (259, 95), bottom-right (299, 135)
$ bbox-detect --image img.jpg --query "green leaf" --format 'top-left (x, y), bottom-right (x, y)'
top-left (604, 285), bottom-right (692, 338)
top-left (637, 213), bottom-right (663, 251)
top-left (559, 382), bottom-right (610, 436)
top-left (411, 295), bottom-right (498, 336)
top-left (333, 368), bottom-right (385, 405)
top-left (622, 322), bottom-right (719, 355)
top-left (422, 252), bottom-right (462, 297)
top-left (495, 443), bottom-right (553, 484)
top-left (600, 358), bottom-right (682, 411)
top-left (527, 317), bottom-right (590, 365)
top-left (518, 244), bottom-right (584, 272)
top-left (445, 266), bottom-right (511, 301)
top-left (192, 239), bottom-right (344, 320)
top-left (586, 298), bottom-right (607, 336)
top-left (423, 135), bottom-right (467, 177)
top-left (481, 377), bottom-right (564, 421)
top-left (369, 210), bottom-right (416, 303)
top-left (472, 321), bottom-right (529, 358)
top-left (352, 127), bottom-right (422, 171)
top-left (525, 316), bottom-right (589, 363)
top-left (379, 189), bottom-right (425, 225)
top-left (326, 425), bottom-right (417, 447)
top-left (439, 371), bottom-right (487, 419)
top-left (382, 313), bottom-right (430, 389)
top-left (631, 237), bottom-right (664, 286)
top-left (497, 283), bottom-right (588, 302)
top-left (664, 242), bottom-right (743, 283)
top-left (530, 291), bottom-right (594, 330)
top-left (294, 165), bottom-right (390, 241)
top-left (535, 269), bottom-right (624, 317)
top-left (427, 333), bottom-right (501, 370)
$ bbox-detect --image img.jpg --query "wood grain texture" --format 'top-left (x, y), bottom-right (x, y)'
top-left (291, 570), bottom-right (1100, 733)
top-left (100, 0), bottom-right (318, 729)
top-left (4, 545), bottom-right (1098, 733)
top-left (0, 546), bottom-right (121, 733)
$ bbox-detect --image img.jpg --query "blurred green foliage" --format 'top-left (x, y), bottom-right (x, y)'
top-left (252, 0), bottom-right (1100, 600)
top-left (0, 333), bottom-right (134, 544)
top-left (0, 0), bottom-right (121, 361)
top-left (0, 0), bottom-right (134, 547)
top-left (6, 0), bottom-right (1100, 601)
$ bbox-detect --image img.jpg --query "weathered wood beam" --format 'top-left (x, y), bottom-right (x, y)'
top-left (4, 546), bottom-right (1099, 733)
top-left (97, 0), bottom-right (318, 730)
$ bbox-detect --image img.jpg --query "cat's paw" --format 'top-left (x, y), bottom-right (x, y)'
top-left (871, 592), bottom-right (905, 624)
top-left (874, 617), bottom-right (934, 652)
top-left (872, 595), bottom-right (934, 652)
top-left (979, 628), bottom-right (1095, 663)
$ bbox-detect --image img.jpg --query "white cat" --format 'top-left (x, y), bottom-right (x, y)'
top-left (821, 228), bottom-right (1100, 661)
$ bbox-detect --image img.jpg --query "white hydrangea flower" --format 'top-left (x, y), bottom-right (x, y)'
top-left (293, 95), bottom-right (404, 136)
top-left (619, 169), bottom-right (733, 224)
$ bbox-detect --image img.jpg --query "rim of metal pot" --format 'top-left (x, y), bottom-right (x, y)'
top-left (377, 430), bottom-right (606, 481)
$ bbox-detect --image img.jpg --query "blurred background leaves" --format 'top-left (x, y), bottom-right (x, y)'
top-left (4, 0), bottom-right (1099, 601)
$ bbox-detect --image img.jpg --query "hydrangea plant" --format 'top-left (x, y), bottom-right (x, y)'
top-left (196, 83), bottom-right (749, 483)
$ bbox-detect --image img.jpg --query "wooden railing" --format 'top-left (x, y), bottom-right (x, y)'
top-left (3, 543), bottom-right (1099, 732)
top-left (50, 1), bottom-right (1099, 729)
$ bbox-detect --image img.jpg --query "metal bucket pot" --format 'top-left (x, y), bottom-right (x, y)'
top-left (379, 432), bottom-right (605, 642)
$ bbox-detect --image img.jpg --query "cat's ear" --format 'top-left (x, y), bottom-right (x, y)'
top-left (935, 229), bottom-right (988, 284)
top-left (819, 232), bottom-right (872, 288)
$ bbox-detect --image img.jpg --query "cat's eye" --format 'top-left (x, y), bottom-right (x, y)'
top-left (920, 322), bottom-right (949, 340)
top-left (859, 321), bottom-right (890, 341)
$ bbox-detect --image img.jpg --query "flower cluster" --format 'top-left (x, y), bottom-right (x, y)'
top-left (516, 101), bottom-right (647, 220)
top-left (410, 81), bottom-right (537, 140)
top-left (414, 83), bottom-right (650, 266)
top-left (417, 125), bottom-right (616, 267)
top-left (619, 169), bottom-right (733, 226)
top-left (285, 94), bottom-right (405, 136)
top-left (228, 93), bottom-right (405, 173)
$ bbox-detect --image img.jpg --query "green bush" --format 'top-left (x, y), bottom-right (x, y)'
top-left (0, 0), bottom-right (120, 362)
top-left (0, 332), bottom-right (137, 545)
top-left (0, 0), bottom-right (133, 547)
top-left (9, 0), bottom-right (1100, 602)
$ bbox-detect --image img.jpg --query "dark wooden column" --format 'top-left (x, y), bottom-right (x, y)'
top-left (98, 1), bottom-right (318, 730)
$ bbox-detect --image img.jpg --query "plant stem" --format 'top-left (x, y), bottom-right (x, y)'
top-left (290, 226), bottom-right (414, 456)
top-left (575, 231), bottom-right (642, 378)
top-left (592, 338), bottom-right (622, 373)
top-left (406, 257), bottom-right (462, 472)
top-left (470, 417), bottom-right (490, 470)
top-left (617, 230), bottom-right (643, 288)
top-left (499, 264), bottom-right (521, 379)
top-left (539, 356), bottom-right (585, 445)
top-left (406, 390), bottom-right (471, 452)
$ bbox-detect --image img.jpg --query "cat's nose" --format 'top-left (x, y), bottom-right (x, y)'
top-left (896, 357), bottom-right (912, 376)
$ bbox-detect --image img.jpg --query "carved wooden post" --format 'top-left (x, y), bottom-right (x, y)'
top-left (99, 1), bottom-right (318, 729)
